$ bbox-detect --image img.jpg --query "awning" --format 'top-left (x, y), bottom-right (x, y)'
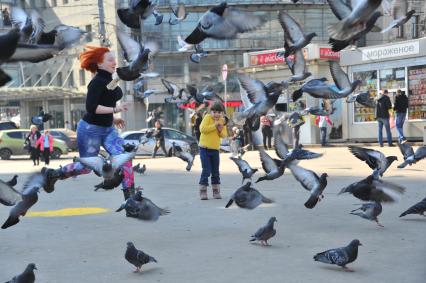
top-left (0, 86), bottom-right (85, 101)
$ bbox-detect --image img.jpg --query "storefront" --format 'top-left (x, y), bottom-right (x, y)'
top-left (242, 44), bottom-right (341, 144)
top-left (340, 38), bottom-right (426, 141)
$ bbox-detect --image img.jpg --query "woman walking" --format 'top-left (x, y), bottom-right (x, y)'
top-left (40, 46), bottom-right (135, 200)
top-left (260, 115), bottom-right (273, 149)
top-left (25, 125), bottom-right (41, 166)
top-left (36, 130), bottom-right (53, 165)
top-left (152, 120), bottom-right (168, 158)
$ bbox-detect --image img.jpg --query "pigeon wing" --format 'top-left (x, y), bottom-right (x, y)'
top-left (327, 0), bottom-right (353, 20)
top-left (0, 180), bottom-right (21, 206)
top-left (7, 43), bottom-right (61, 63)
top-left (278, 11), bottom-right (305, 43)
top-left (111, 152), bottom-right (136, 171)
top-left (238, 73), bottom-right (267, 105)
top-left (371, 179), bottom-right (406, 202)
top-left (414, 146), bottom-right (426, 160)
top-left (273, 129), bottom-right (289, 160)
top-left (117, 31), bottom-right (141, 62)
top-left (397, 142), bottom-right (414, 160)
top-left (223, 7), bottom-right (267, 33)
top-left (288, 163), bottom-right (319, 192)
top-left (76, 156), bottom-right (105, 175)
top-left (329, 60), bottom-right (351, 90)
top-left (258, 148), bottom-right (278, 173)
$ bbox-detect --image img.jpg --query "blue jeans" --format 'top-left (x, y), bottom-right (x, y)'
top-left (395, 112), bottom-right (406, 142)
top-left (377, 118), bottom-right (393, 146)
top-left (320, 127), bottom-right (327, 146)
top-left (199, 147), bottom-right (220, 186)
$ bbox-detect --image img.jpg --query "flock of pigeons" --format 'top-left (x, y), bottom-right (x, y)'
top-left (0, 0), bottom-right (425, 281)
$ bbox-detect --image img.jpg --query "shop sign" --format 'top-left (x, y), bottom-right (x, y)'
top-left (250, 51), bottom-right (286, 66)
top-left (319, 48), bottom-right (340, 60)
top-left (361, 41), bottom-right (419, 61)
top-left (180, 101), bottom-right (242, 109)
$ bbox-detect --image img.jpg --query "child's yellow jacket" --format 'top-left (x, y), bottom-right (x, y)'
top-left (199, 114), bottom-right (228, 150)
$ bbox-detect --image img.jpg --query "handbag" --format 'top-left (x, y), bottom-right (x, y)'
top-left (389, 114), bottom-right (396, 129)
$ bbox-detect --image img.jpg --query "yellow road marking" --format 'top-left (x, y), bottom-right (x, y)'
top-left (27, 207), bottom-right (109, 217)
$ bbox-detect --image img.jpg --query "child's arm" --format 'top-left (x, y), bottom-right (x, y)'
top-left (200, 116), bottom-right (218, 134)
top-left (218, 124), bottom-right (228, 138)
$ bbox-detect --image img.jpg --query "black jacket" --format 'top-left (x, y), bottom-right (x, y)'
top-left (393, 94), bottom-right (408, 113)
top-left (375, 95), bottom-right (392, 119)
top-left (153, 128), bottom-right (165, 142)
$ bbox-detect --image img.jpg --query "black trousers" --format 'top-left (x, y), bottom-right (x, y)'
top-left (30, 147), bottom-right (40, 165)
top-left (43, 150), bottom-right (50, 165)
top-left (262, 125), bottom-right (273, 149)
top-left (152, 141), bottom-right (167, 158)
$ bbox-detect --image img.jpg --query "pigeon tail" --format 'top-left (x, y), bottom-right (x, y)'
top-left (149, 256), bottom-right (158, 263)
top-left (1, 216), bottom-right (19, 229)
top-left (292, 88), bottom-right (304, 102)
top-left (304, 195), bottom-right (319, 209)
top-left (349, 211), bottom-right (366, 219)
top-left (117, 9), bottom-right (141, 29)
top-left (185, 161), bottom-right (193, 171)
top-left (225, 199), bottom-right (234, 208)
top-left (185, 26), bottom-right (208, 44)
top-left (255, 176), bottom-right (267, 183)
top-left (397, 161), bottom-right (409, 168)
top-left (313, 252), bottom-right (331, 263)
top-left (328, 20), bottom-right (364, 41)
top-left (328, 37), bottom-right (349, 52)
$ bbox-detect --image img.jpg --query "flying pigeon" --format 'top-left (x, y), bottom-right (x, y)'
top-left (250, 217), bottom-right (277, 246)
top-left (400, 197), bottom-right (426, 217)
top-left (116, 31), bottom-right (159, 81)
top-left (2, 173), bottom-right (45, 229)
top-left (225, 181), bottom-right (273, 209)
top-left (94, 171), bottom-right (124, 191)
top-left (117, 0), bottom-right (163, 29)
top-left (278, 10), bottom-right (317, 57)
top-left (327, 0), bottom-right (383, 41)
top-left (346, 91), bottom-right (376, 108)
top-left (339, 175), bottom-right (405, 203)
top-left (186, 84), bottom-right (224, 104)
top-left (0, 179), bottom-right (21, 206)
top-left (314, 239), bottom-right (362, 272)
top-left (161, 78), bottom-right (186, 101)
top-left (381, 0), bottom-right (415, 34)
top-left (177, 35), bottom-right (193, 51)
top-left (185, 2), bottom-right (266, 44)
top-left (350, 201), bottom-right (383, 227)
top-left (116, 190), bottom-right (170, 221)
top-left (190, 45), bottom-right (209, 63)
top-left (5, 263), bottom-right (37, 283)
top-left (255, 147), bottom-right (286, 183)
top-left (133, 163), bottom-right (146, 175)
top-left (230, 156), bottom-right (258, 183)
top-left (397, 143), bottom-right (426, 168)
top-left (169, 2), bottom-right (188, 25)
top-left (288, 162), bottom-right (328, 209)
top-left (284, 49), bottom-right (312, 83)
top-left (172, 142), bottom-right (194, 171)
top-left (0, 28), bottom-right (20, 86)
top-left (74, 151), bottom-right (136, 180)
top-left (125, 242), bottom-right (157, 273)
top-left (348, 145), bottom-right (397, 178)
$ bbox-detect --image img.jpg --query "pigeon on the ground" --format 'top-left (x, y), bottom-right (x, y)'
top-left (225, 181), bottom-right (273, 209)
top-left (2, 173), bottom-right (45, 229)
top-left (116, 31), bottom-right (159, 81)
top-left (0, 179), bottom-right (21, 206)
top-left (185, 2), bottom-right (266, 44)
top-left (350, 202), bottom-right (383, 227)
top-left (284, 49), bottom-right (311, 83)
top-left (327, 0), bottom-right (383, 41)
top-left (339, 175), bottom-right (405, 203)
top-left (94, 171), bottom-right (124, 191)
top-left (169, 2), bottom-right (188, 25)
top-left (6, 175), bottom-right (18, 187)
top-left (116, 190), bottom-right (170, 221)
top-left (117, 0), bottom-right (163, 29)
top-left (256, 148), bottom-right (286, 183)
top-left (346, 91), bottom-right (376, 108)
top-left (74, 151), bottom-right (136, 180)
top-left (133, 163), bottom-right (146, 175)
top-left (397, 143), bottom-right (426, 168)
top-left (348, 146), bottom-right (397, 178)
top-left (313, 239), bottom-right (362, 272)
top-left (288, 162), bottom-right (328, 209)
top-left (230, 156), bottom-right (258, 183)
top-left (278, 10), bottom-right (317, 57)
top-left (5, 263), bottom-right (37, 283)
top-left (172, 142), bottom-right (194, 171)
top-left (250, 217), bottom-right (277, 246)
top-left (400, 197), bottom-right (426, 217)
top-left (125, 242), bottom-right (157, 273)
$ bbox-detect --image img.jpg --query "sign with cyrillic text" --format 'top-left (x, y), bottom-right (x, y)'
top-left (361, 41), bottom-right (419, 61)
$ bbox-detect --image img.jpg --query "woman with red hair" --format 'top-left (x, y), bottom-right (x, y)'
top-left (41, 46), bottom-right (137, 201)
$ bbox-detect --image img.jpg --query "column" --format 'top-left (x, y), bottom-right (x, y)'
top-left (63, 97), bottom-right (71, 126)
top-left (183, 61), bottom-right (191, 135)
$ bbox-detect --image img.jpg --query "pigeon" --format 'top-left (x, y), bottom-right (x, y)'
top-left (255, 147), bottom-right (286, 183)
top-left (230, 156), bottom-right (258, 183)
top-left (117, 190), bottom-right (170, 221)
top-left (190, 45), bottom-right (209, 64)
top-left (348, 146), bottom-right (397, 178)
top-left (74, 151), bottom-right (136, 180)
top-left (6, 175), bottom-right (18, 187)
top-left (278, 10), bottom-right (317, 57)
top-left (177, 35), bottom-right (193, 51)
top-left (186, 84), bottom-right (223, 104)
top-left (350, 202), bottom-right (383, 227)
top-left (339, 175), bottom-right (405, 203)
top-left (0, 179), bottom-right (21, 206)
top-left (6, 263), bottom-right (37, 283)
top-left (225, 181), bottom-right (273, 209)
top-left (117, 0), bottom-right (163, 29)
top-left (0, 28), bottom-right (20, 86)
top-left (327, 0), bottom-right (383, 41)
top-left (250, 217), bottom-right (277, 246)
top-left (94, 171), bottom-right (124, 191)
top-left (185, 2), bottom-right (267, 44)
top-left (329, 11), bottom-right (382, 52)
top-left (136, 88), bottom-right (161, 99)
top-left (169, 2), bottom-right (188, 25)
top-left (172, 142), bottom-right (194, 171)
top-left (161, 78), bottom-right (186, 100)
top-left (2, 173), bottom-right (45, 229)
top-left (233, 73), bottom-right (286, 131)
top-left (284, 49), bottom-right (311, 83)
top-left (346, 91), bottom-right (376, 108)
top-left (381, 1), bottom-right (415, 35)
top-left (313, 239), bottom-right (362, 272)
top-left (288, 162), bottom-right (328, 209)
top-left (133, 163), bottom-right (146, 174)
top-left (125, 242), bottom-right (158, 273)
top-left (301, 106), bottom-right (333, 117)
top-left (400, 197), bottom-right (426, 217)
top-left (396, 143), bottom-right (426, 168)
top-left (116, 31), bottom-right (159, 81)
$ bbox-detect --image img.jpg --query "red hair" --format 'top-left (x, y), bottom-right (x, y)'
top-left (79, 46), bottom-right (110, 73)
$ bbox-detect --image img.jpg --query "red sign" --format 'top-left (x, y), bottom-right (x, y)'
top-left (319, 48), bottom-right (340, 60)
top-left (180, 101), bottom-right (243, 109)
top-left (250, 52), bottom-right (286, 66)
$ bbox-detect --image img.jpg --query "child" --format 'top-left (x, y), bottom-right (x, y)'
top-left (198, 102), bottom-right (228, 200)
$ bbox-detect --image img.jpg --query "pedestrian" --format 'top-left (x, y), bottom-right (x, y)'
top-left (260, 115), bottom-right (273, 149)
top-left (2, 8), bottom-right (11, 26)
top-left (36, 130), bottom-right (53, 165)
top-left (230, 127), bottom-right (244, 157)
top-left (25, 125), bottom-right (41, 166)
top-left (376, 90), bottom-right (394, 147)
top-left (152, 120), bottom-right (168, 158)
top-left (193, 112), bottom-right (202, 141)
top-left (65, 120), bottom-right (71, 130)
top-left (39, 46), bottom-right (135, 201)
top-left (393, 89), bottom-right (408, 144)
top-left (198, 101), bottom-right (228, 200)
top-left (315, 115), bottom-right (333, 146)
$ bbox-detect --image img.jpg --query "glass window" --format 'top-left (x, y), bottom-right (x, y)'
top-left (56, 72), bottom-right (63, 86)
top-left (408, 65), bottom-right (426, 120)
top-left (68, 71), bottom-right (74, 87)
top-left (79, 69), bottom-right (86, 86)
top-left (46, 73), bottom-right (52, 85)
top-left (353, 70), bottom-right (377, 122)
top-left (165, 130), bottom-right (186, 140)
top-left (125, 133), bottom-right (142, 141)
top-left (379, 67), bottom-right (405, 90)
top-left (7, 132), bottom-right (23, 139)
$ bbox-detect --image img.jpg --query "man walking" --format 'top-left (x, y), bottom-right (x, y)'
top-left (393, 89), bottom-right (408, 144)
top-left (376, 90), bottom-right (394, 147)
